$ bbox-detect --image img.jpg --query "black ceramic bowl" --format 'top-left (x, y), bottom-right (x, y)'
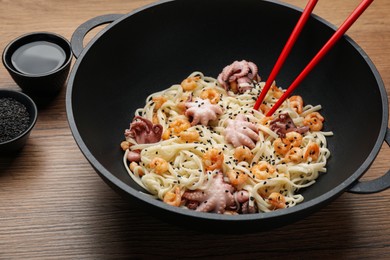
top-left (2, 32), bottom-right (72, 96)
top-left (66, 0), bottom-right (389, 232)
top-left (0, 90), bottom-right (38, 154)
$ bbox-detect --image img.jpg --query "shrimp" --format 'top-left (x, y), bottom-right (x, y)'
top-left (152, 96), bottom-right (167, 110)
top-left (130, 161), bottom-right (144, 176)
top-left (176, 94), bottom-right (190, 113)
top-left (200, 88), bottom-right (220, 104)
top-left (289, 95), bottom-right (303, 114)
top-left (303, 112), bottom-right (324, 131)
top-left (271, 85), bottom-right (283, 98)
top-left (203, 148), bottom-right (224, 171)
top-left (161, 129), bottom-right (171, 140)
top-left (179, 129), bottom-right (200, 143)
top-left (260, 116), bottom-right (273, 126)
top-left (120, 141), bottom-right (131, 151)
top-left (268, 192), bottom-right (286, 209)
top-left (226, 170), bottom-right (248, 187)
top-left (149, 157), bottom-right (169, 174)
top-left (260, 104), bottom-right (271, 115)
top-left (181, 76), bottom-right (200, 91)
top-left (284, 147), bottom-right (303, 163)
top-left (163, 187), bottom-right (182, 207)
top-left (273, 138), bottom-right (290, 155)
top-left (304, 142), bottom-right (320, 162)
top-left (169, 118), bottom-right (191, 135)
top-left (233, 146), bottom-right (254, 163)
top-left (283, 131), bottom-right (303, 147)
top-left (251, 161), bottom-right (276, 180)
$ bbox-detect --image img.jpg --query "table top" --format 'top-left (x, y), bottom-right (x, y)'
top-left (1, 0), bottom-right (389, 258)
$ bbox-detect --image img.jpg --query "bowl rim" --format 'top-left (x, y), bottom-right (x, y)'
top-left (2, 31), bottom-right (72, 78)
top-left (66, 0), bottom-right (389, 222)
top-left (0, 89), bottom-right (38, 146)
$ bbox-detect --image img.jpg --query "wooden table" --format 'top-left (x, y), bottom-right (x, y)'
top-left (1, 0), bottom-right (389, 258)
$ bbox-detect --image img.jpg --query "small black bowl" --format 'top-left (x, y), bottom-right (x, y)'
top-left (0, 90), bottom-right (38, 154)
top-left (2, 32), bottom-right (72, 96)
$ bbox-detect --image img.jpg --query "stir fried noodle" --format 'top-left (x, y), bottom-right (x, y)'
top-left (121, 61), bottom-right (332, 214)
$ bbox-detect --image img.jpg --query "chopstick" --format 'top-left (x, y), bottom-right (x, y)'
top-left (253, 0), bottom-right (318, 111)
top-left (254, 0), bottom-right (374, 117)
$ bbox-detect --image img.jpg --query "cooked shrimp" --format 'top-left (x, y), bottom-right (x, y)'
top-left (268, 192), bottom-right (286, 209)
top-left (169, 118), bottom-right (191, 135)
top-left (260, 104), bottom-right (271, 115)
top-left (152, 96), bottom-right (167, 110)
top-left (303, 112), bottom-right (324, 131)
top-left (251, 161), bottom-right (275, 180)
top-left (284, 147), bottom-right (303, 163)
top-left (130, 161), bottom-right (144, 176)
top-left (163, 187), bottom-right (182, 207)
top-left (271, 85), bottom-right (283, 98)
top-left (200, 88), bottom-right (220, 104)
top-left (181, 76), bottom-right (200, 91)
top-left (203, 148), bottom-right (224, 171)
top-left (179, 129), bottom-right (200, 143)
top-left (273, 138), bottom-right (290, 155)
top-left (149, 157), bottom-right (169, 174)
top-left (161, 129), bottom-right (171, 140)
top-left (260, 116), bottom-right (273, 126)
top-left (226, 169), bottom-right (248, 187)
top-left (304, 142), bottom-right (320, 161)
top-left (283, 131), bottom-right (303, 147)
top-left (233, 146), bottom-right (254, 163)
top-left (289, 95), bottom-right (303, 114)
top-left (176, 94), bottom-right (190, 113)
top-left (120, 141), bottom-right (131, 151)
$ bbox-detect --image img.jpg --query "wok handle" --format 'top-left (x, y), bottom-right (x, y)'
top-left (71, 14), bottom-right (123, 59)
top-left (348, 127), bottom-right (390, 194)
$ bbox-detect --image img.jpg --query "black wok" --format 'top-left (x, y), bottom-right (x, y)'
top-left (66, 0), bottom-right (390, 232)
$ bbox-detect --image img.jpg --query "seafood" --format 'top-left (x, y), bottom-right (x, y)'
top-left (149, 157), bottom-right (169, 174)
top-left (182, 171), bottom-right (235, 213)
top-left (224, 114), bottom-right (259, 149)
top-left (304, 142), bottom-right (320, 161)
top-left (185, 97), bottom-right (223, 126)
top-left (217, 60), bottom-right (260, 93)
top-left (251, 162), bottom-right (276, 180)
top-left (203, 148), bottom-right (224, 171)
top-left (181, 76), bottom-right (200, 91)
top-left (303, 112), bottom-right (324, 131)
top-left (200, 88), bottom-right (220, 104)
top-left (163, 187), bottom-right (182, 207)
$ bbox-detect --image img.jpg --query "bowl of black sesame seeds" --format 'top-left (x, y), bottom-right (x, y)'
top-left (0, 89), bottom-right (37, 154)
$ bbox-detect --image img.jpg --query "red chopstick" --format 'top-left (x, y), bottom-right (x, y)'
top-left (254, 0), bottom-right (374, 117)
top-left (253, 0), bottom-right (318, 111)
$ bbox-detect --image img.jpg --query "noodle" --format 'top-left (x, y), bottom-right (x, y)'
top-left (122, 71), bottom-right (332, 214)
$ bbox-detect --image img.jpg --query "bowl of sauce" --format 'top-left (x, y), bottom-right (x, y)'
top-left (2, 32), bottom-right (72, 97)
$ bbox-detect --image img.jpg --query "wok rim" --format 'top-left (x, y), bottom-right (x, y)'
top-left (66, 0), bottom-right (389, 223)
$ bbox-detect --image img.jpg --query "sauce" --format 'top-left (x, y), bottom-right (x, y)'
top-left (11, 41), bottom-right (66, 75)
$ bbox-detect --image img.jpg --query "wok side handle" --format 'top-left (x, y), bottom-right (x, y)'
top-left (348, 127), bottom-right (390, 194)
top-left (71, 14), bottom-right (123, 59)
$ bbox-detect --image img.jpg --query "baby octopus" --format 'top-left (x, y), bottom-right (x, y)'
top-left (124, 116), bottom-right (163, 162)
top-left (182, 171), bottom-right (235, 214)
top-left (269, 113), bottom-right (309, 138)
top-left (224, 114), bottom-right (259, 149)
top-left (217, 60), bottom-right (260, 94)
top-left (185, 97), bottom-right (223, 126)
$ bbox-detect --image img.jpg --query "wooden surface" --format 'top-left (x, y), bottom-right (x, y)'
top-left (1, 0), bottom-right (389, 259)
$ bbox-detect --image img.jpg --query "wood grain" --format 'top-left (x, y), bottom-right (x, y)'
top-left (1, 0), bottom-right (389, 259)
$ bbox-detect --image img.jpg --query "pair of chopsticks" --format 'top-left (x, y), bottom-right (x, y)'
top-left (253, 0), bottom-right (374, 116)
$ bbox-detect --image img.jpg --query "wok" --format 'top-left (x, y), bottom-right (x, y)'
top-left (66, 0), bottom-right (390, 232)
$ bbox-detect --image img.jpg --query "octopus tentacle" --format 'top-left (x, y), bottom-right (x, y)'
top-left (224, 114), bottom-right (259, 149)
top-left (182, 171), bottom-right (235, 214)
